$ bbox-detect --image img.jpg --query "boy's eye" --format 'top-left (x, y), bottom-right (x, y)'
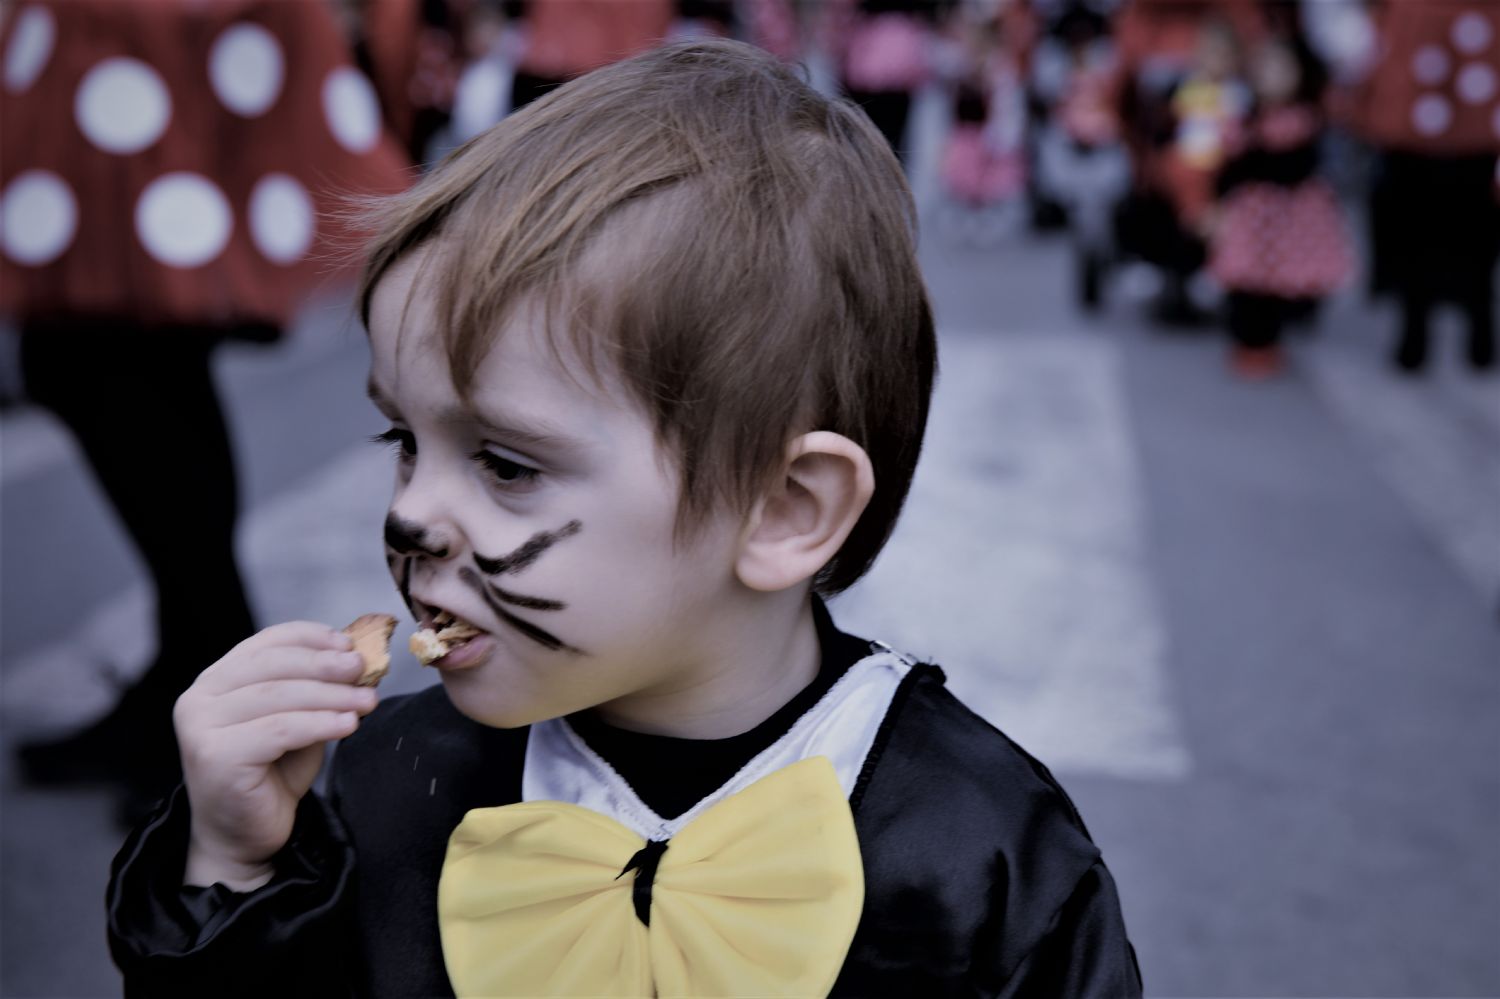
top-left (370, 427), bottom-right (416, 459)
top-left (472, 449), bottom-right (539, 487)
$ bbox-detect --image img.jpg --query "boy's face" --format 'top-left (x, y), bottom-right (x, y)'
top-left (365, 249), bottom-right (748, 728)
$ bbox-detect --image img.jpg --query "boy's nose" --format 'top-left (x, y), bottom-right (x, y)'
top-left (384, 513), bottom-right (454, 559)
top-left (386, 454), bottom-right (469, 562)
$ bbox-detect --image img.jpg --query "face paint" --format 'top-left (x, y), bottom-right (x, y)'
top-left (473, 520), bottom-right (582, 576)
top-left (385, 514), bottom-right (448, 557)
top-left (398, 555), bottom-right (416, 621)
top-left (459, 520), bottom-right (582, 650)
top-left (482, 585), bottom-right (564, 612)
top-left (459, 567), bottom-right (581, 655)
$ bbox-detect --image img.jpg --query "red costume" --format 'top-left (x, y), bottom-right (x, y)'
top-left (1357, 0), bottom-right (1500, 157)
top-left (0, 0), bottom-right (411, 328)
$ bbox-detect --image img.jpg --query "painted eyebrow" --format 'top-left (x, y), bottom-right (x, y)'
top-left (366, 379), bottom-right (583, 453)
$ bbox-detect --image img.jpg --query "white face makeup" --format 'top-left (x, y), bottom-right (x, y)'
top-left (365, 248), bottom-right (748, 729)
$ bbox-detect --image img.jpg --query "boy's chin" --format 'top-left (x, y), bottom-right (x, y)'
top-left (438, 673), bottom-right (554, 730)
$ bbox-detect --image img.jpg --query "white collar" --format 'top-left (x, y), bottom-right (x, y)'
top-left (521, 647), bottom-right (913, 840)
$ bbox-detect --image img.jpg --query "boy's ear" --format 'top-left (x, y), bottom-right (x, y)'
top-left (736, 432), bottom-right (875, 592)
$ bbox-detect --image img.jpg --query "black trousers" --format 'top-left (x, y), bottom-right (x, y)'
top-left (1373, 152), bottom-right (1498, 362)
top-left (20, 320), bottom-right (256, 707)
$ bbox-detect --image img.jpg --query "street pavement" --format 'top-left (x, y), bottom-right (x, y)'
top-left (3, 194), bottom-right (1498, 996)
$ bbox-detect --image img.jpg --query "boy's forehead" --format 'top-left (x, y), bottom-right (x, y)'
top-left (374, 239), bottom-right (637, 380)
top-left (366, 246), bottom-right (444, 349)
top-left (365, 246), bottom-right (645, 429)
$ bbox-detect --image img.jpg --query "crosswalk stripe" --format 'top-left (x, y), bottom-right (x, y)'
top-left (835, 331), bottom-right (1192, 780)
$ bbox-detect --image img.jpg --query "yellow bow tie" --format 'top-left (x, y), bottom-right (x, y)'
top-left (437, 755), bottom-right (865, 997)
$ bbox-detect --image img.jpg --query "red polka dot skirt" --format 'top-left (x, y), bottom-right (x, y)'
top-left (1210, 179), bottom-right (1354, 299)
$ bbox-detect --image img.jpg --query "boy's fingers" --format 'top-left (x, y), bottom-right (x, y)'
top-left (201, 647), bottom-right (366, 692)
top-left (235, 622), bottom-right (354, 655)
top-left (226, 711), bottom-right (361, 765)
top-left (207, 680), bottom-right (378, 726)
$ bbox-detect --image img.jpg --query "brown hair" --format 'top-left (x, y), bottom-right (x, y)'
top-left (357, 39), bottom-right (935, 594)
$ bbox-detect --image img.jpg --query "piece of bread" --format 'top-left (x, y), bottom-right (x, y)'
top-left (344, 613), bottom-right (397, 687)
top-left (409, 611), bottom-right (482, 666)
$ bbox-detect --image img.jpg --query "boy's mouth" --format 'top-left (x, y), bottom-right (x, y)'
top-left (410, 603), bottom-right (487, 667)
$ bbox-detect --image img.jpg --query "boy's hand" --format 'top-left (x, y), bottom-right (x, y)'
top-left (174, 622), bottom-right (379, 890)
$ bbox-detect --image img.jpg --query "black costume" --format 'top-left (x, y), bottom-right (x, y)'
top-left (108, 606), bottom-right (1142, 997)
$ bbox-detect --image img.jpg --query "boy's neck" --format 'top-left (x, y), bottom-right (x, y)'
top-left (589, 589), bottom-right (821, 739)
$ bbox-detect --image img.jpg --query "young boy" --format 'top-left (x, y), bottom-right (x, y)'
top-left (107, 40), bottom-right (1141, 997)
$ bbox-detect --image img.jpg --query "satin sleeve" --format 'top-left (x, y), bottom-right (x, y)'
top-left (105, 784), bottom-right (358, 998)
top-left (992, 861), bottom-right (1143, 999)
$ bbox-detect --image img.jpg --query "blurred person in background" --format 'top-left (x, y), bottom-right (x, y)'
top-left (934, 1), bottom-right (1029, 236)
top-left (1109, 0), bottom-right (1265, 324)
top-left (442, 0), bottom-right (801, 151)
top-left (507, 0), bottom-right (675, 111)
top-left (343, 0), bottom-right (467, 166)
top-left (1358, 0), bottom-right (1499, 374)
top-left (1161, 19), bottom-right (1249, 240)
top-left (826, 0), bottom-right (948, 163)
top-left (1206, 29), bottom-right (1353, 378)
top-left (0, 0), bottom-right (409, 819)
top-left (1029, 0), bottom-right (1130, 307)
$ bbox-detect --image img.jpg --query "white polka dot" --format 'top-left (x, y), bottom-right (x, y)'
top-left (321, 66), bottom-right (380, 154)
top-left (74, 57), bottom-right (171, 154)
top-left (209, 22), bottom-right (284, 117)
top-left (134, 172), bottom-right (232, 267)
top-left (3, 5), bottom-right (55, 93)
top-left (1412, 94), bottom-right (1454, 136)
top-left (249, 173), bottom-right (315, 264)
top-left (1452, 11), bottom-right (1494, 54)
top-left (1411, 45), bottom-right (1451, 86)
top-left (1456, 62), bottom-right (1498, 104)
top-left (0, 170), bottom-right (76, 265)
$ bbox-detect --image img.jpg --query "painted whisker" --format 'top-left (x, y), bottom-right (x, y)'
top-left (460, 567), bottom-right (582, 655)
top-left (475, 520), bottom-right (582, 576)
top-left (397, 555), bottom-right (418, 621)
top-left (485, 583), bottom-right (565, 612)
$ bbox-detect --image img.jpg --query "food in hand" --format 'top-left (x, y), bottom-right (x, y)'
top-left (344, 613), bottom-right (398, 687)
top-left (410, 611), bottom-right (483, 666)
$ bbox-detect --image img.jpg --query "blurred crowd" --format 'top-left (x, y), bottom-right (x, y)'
top-left (1, 0), bottom-right (1497, 821)
top-left (316, 0), bottom-right (1498, 384)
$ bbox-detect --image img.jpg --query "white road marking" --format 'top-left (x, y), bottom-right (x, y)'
top-left (835, 331), bottom-right (1192, 780)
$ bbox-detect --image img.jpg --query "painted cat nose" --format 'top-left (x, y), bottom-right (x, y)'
top-left (384, 513), bottom-right (453, 559)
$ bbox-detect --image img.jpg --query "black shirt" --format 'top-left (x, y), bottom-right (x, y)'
top-left (565, 598), bottom-right (872, 819)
